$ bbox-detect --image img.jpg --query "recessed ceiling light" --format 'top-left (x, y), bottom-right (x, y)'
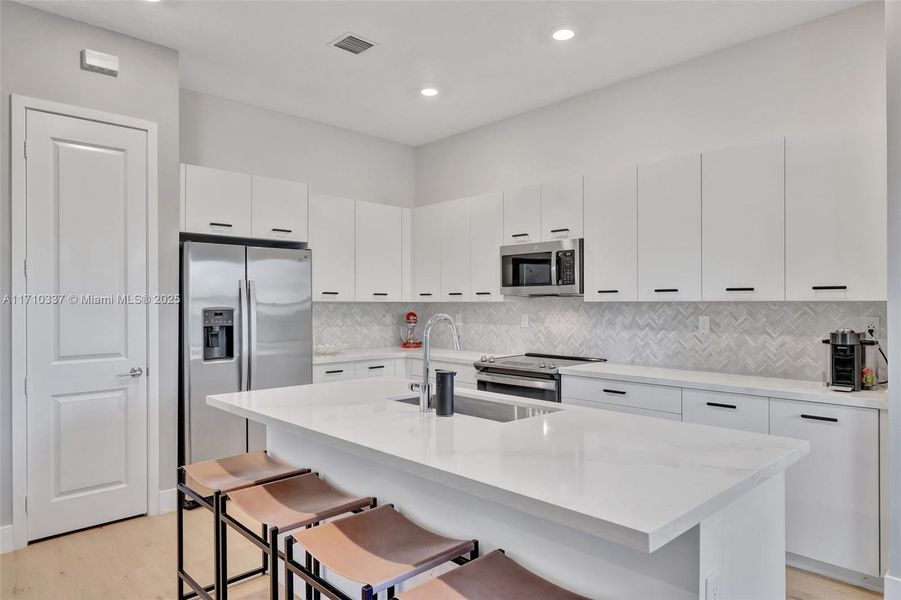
top-left (420, 88), bottom-right (439, 97)
top-left (552, 28), bottom-right (575, 41)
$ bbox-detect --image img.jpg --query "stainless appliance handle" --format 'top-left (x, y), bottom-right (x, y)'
top-left (248, 280), bottom-right (259, 390)
top-left (239, 279), bottom-right (249, 391)
top-left (550, 250), bottom-right (558, 286)
top-left (476, 372), bottom-right (558, 391)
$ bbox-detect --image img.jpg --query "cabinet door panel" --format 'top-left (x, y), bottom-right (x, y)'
top-left (540, 176), bottom-right (583, 240)
top-left (503, 184), bottom-right (541, 244)
top-left (637, 155), bottom-right (701, 301)
top-left (562, 376), bottom-right (682, 414)
top-left (312, 363), bottom-right (356, 383)
top-left (785, 129), bottom-right (886, 300)
top-left (469, 192), bottom-right (504, 301)
top-left (770, 398), bottom-right (879, 576)
top-left (682, 389), bottom-right (768, 433)
top-left (562, 397), bottom-right (681, 421)
top-left (440, 198), bottom-right (470, 301)
top-left (355, 201), bottom-right (403, 302)
top-left (251, 175), bottom-right (308, 242)
top-left (309, 194), bottom-right (355, 301)
top-left (184, 164), bottom-right (251, 237)
top-left (584, 167), bottom-right (638, 302)
top-left (414, 204), bottom-right (443, 301)
top-left (702, 140), bottom-right (784, 301)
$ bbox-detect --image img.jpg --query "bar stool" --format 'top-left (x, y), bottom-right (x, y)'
top-left (284, 505), bottom-right (478, 600)
top-left (219, 472), bottom-right (376, 600)
top-left (177, 451), bottom-right (309, 600)
top-left (395, 549), bottom-right (590, 600)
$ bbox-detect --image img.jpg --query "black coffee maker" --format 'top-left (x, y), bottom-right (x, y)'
top-left (823, 329), bottom-right (877, 392)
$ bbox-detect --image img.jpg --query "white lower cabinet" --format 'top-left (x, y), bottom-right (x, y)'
top-left (409, 358), bottom-right (477, 387)
top-left (354, 360), bottom-right (395, 378)
top-left (682, 389), bottom-right (769, 434)
top-left (770, 398), bottom-right (880, 577)
top-left (562, 376), bottom-right (682, 415)
top-left (312, 363), bottom-right (356, 383)
top-left (562, 396), bottom-right (681, 421)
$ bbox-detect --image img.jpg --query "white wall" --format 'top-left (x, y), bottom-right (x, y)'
top-left (415, 2), bottom-right (885, 205)
top-left (180, 89), bottom-right (416, 207)
top-left (0, 1), bottom-right (181, 526)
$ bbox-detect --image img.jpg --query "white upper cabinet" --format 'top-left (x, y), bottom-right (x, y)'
top-left (309, 194), bottom-right (355, 302)
top-left (503, 184), bottom-right (541, 244)
top-left (637, 154), bottom-right (702, 301)
top-left (469, 192), bottom-right (504, 301)
top-left (540, 176), bottom-right (584, 240)
top-left (702, 140), bottom-right (785, 301)
top-left (786, 128), bottom-right (886, 301)
top-left (250, 175), bottom-right (309, 242)
top-left (414, 203), bottom-right (443, 302)
top-left (355, 201), bottom-right (403, 302)
top-left (184, 164), bottom-right (252, 237)
top-left (584, 167), bottom-right (638, 302)
top-left (439, 198), bottom-right (471, 301)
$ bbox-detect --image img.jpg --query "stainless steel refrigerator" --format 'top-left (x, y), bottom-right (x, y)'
top-left (179, 240), bottom-right (312, 466)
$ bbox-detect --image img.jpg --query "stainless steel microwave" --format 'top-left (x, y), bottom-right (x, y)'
top-left (500, 238), bottom-right (583, 296)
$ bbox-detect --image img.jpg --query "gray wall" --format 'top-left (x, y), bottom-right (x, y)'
top-left (180, 89), bottom-right (416, 207)
top-left (415, 2), bottom-right (885, 205)
top-left (0, 1), bottom-right (181, 526)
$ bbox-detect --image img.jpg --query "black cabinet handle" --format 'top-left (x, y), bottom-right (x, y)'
top-left (801, 414), bottom-right (838, 423)
top-left (511, 233), bottom-right (529, 238)
top-left (550, 228), bottom-right (570, 233)
top-left (368, 365), bottom-right (385, 370)
top-left (325, 369), bottom-right (344, 374)
top-left (321, 291), bottom-right (339, 295)
top-left (812, 286), bottom-right (847, 291)
top-left (419, 293), bottom-right (433, 297)
top-left (706, 402), bottom-right (737, 410)
top-left (475, 292), bottom-right (491, 296)
top-left (373, 292), bottom-right (388, 296)
top-left (271, 227), bottom-right (293, 233)
top-left (448, 292), bottom-right (463, 296)
top-left (597, 289), bottom-right (619, 294)
top-left (654, 288), bottom-right (679, 293)
top-left (209, 222), bottom-right (233, 228)
top-left (725, 287), bottom-right (755, 292)
top-left (602, 388), bottom-right (627, 395)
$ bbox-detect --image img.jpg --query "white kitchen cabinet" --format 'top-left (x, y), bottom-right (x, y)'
top-left (702, 140), bottom-right (785, 301)
top-left (184, 164), bottom-right (252, 237)
top-left (562, 376), bottom-right (682, 414)
top-left (440, 198), bottom-right (471, 301)
top-left (540, 175), bottom-right (583, 240)
top-left (785, 128), bottom-right (886, 301)
top-left (409, 359), bottom-right (477, 387)
top-left (355, 201), bottom-right (403, 302)
top-left (354, 359), bottom-right (395, 378)
top-left (413, 203), bottom-right (443, 301)
top-left (312, 362), bottom-right (356, 383)
top-left (637, 154), bottom-right (702, 301)
top-left (770, 398), bottom-right (880, 576)
top-left (682, 389), bottom-right (769, 434)
top-left (584, 167), bottom-right (638, 302)
top-left (251, 175), bottom-right (308, 242)
top-left (562, 396), bottom-right (682, 421)
top-left (503, 184), bottom-right (541, 244)
top-left (469, 192), bottom-right (504, 301)
top-left (309, 194), bottom-right (355, 302)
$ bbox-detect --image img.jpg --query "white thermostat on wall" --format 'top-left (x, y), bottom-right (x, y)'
top-left (80, 49), bottom-right (119, 77)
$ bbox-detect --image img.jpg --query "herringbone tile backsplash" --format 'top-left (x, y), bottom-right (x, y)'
top-left (313, 300), bottom-right (887, 382)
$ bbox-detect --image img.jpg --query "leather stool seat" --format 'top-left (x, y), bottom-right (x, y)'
top-left (183, 450), bottom-right (308, 495)
top-left (396, 549), bottom-right (589, 600)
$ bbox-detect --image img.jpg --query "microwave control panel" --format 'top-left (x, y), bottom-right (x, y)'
top-left (558, 250), bottom-right (576, 285)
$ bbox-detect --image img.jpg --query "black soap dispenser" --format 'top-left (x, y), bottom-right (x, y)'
top-left (434, 370), bottom-right (456, 416)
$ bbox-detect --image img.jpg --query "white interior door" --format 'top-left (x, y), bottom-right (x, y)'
top-left (25, 109), bottom-right (148, 541)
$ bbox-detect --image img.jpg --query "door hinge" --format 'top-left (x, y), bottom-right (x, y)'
top-left (23, 140), bottom-right (27, 159)
top-left (23, 259), bottom-right (28, 278)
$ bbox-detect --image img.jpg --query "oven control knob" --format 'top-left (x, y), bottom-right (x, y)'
top-left (539, 361), bottom-right (546, 368)
top-left (548, 364), bottom-right (557, 370)
top-left (488, 356), bottom-right (495, 363)
top-left (480, 355), bottom-right (488, 362)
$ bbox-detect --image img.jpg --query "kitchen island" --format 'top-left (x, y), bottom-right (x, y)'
top-left (209, 377), bottom-right (808, 599)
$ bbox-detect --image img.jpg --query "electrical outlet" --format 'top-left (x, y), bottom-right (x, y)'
top-left (705, 569), bottom-right (722, 600)
top-left (697, 316), bottom-right (710, 335)
top-left (520, 314), bottom-right (529, 328)
top-left (866, 317), bottom-right (880, 334)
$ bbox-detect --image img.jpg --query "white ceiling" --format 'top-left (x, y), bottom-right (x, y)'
top-left (26, 0), bottom-right (864, 146)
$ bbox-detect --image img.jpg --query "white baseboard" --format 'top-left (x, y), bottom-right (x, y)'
top-left (1, 525), bottom-right (13, 554)
top-left (158, 488), bottom-right (177, 514)
top-left (885, 572), bottom-right (901, 600)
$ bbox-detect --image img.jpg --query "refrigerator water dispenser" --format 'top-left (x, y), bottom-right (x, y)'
top-left (202, 308), bottom-right (234, 361)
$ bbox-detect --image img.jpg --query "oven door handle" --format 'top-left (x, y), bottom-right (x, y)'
top-left (476, 373), bottom-right (558, 391)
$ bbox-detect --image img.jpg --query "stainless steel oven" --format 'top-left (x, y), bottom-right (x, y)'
top-left (500, 238), bottom-right (583, 296)
top-left (474, 353), bottom-right (606, 403)
top-left (476, 372), bottom-right (561, 402)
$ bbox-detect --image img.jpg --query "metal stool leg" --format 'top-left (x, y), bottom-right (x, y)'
top-left (213, 491), bottom-right (223, 599)
top-left (284, 536), bottom-right (295, 600)
top-left (177, 482), bottom-right (185, 599)
top-left (268, 526), bottom-right (279, 600)
top-left (262, 523), bottom-right (270, 574)
top-left (218, 492), bottom-right (229, 600)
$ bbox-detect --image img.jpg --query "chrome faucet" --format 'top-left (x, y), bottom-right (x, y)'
top-left (413, 313), bottom-right (462, 412)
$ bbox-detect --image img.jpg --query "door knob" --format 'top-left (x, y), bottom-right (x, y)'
top-left (117, 367), bottom-right (143, 378)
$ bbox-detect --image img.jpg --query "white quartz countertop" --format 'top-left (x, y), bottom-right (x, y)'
top-left (561, 362), bottom-right (888, 410)
top-left (313, 347), bottom-right (485, 365)
top-left (208, 377), bottom-right (808, 553)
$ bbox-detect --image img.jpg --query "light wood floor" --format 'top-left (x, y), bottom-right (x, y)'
top-left (0, 509), bottom-right (884, 599)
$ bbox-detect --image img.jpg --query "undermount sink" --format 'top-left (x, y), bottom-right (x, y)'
top-left (391, 393), bottom-right (560, 423)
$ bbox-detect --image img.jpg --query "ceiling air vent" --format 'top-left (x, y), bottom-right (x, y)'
top-left (331, 33), bottom-right (375, 55)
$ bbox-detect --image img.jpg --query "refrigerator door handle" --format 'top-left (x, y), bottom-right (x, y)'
top-left (248, 279), bottom-right (259, 390)
top-left (239, 279), bottom-right (250, 391)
